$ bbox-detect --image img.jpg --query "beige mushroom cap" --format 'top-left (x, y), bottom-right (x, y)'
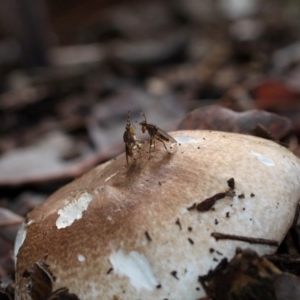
top-left (15, 130), bottom-right (300, 300)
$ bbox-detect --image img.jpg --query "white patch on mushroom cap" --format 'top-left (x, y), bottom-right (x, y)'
top-left (175, 136), bottom-right (198, 144)
top-left (14, 222), bottom-right (27, 263)
top-left (250, 150), bottom-right (275, 166)
top-left (77, 254), bottom-right (86, 262)
top-left (56, 192), bottom-right (94, 229)
top-left (109, 250), bottom-right (158, 290)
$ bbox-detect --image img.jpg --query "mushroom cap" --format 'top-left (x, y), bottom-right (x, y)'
top-left (15, 130), bottom-right (300, 300)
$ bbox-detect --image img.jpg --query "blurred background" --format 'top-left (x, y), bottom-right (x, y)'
top-left (1, 0), bottom-right (300, 292)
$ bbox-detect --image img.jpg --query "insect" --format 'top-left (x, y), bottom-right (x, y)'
top-left (123, 111), bottom-right (142, 166)
top-left (138, 110), bottom-right (177, 158)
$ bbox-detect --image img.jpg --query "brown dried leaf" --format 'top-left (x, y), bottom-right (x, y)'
top-left (196, 192), bottom-right (226, 212)
top-left (254, 80), bottom-right (298, 111)
top-left (178, 105), bottom-right (293, 141)
top-left (0, 282), bottom-right (14, 300)
top-left (199, 248), bottom-right (281, 300)
top-left (23, 259), bottom-right (54, 300)
top-left (265, 254), bottom-right (300, 276)
top-left (22, 259), bottom-right (79, 300)
top-left (274, 273), bottom-right (300, 300)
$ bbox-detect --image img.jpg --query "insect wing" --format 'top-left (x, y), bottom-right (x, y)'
top-left (156, 128), bottom-right (177, 143)
top-left (123, 130), bottom-right (129, 143)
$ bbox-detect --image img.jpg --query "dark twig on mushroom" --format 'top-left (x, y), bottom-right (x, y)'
top-left (211, 232), bottom-right (279, 246)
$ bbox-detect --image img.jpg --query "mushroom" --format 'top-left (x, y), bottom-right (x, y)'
top-left (14, 130), bottom-right (300, 300)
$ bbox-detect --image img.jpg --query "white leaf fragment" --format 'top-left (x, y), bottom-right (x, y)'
top-left (14, 222), bottom-right (27, 262)
top-left (56, 192), bottom-right (94, 229)
top-left (109, 250), bottom-right (158, 290)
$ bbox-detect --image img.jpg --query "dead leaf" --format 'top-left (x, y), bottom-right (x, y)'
top-left (254, 80), bottom-right (298, 110)
top-left (0, 208), bottom-right (24, 244)
top-left (178, 105), bottom-right (293, 141)
top-left (274, 273), bottom-right (300, 300)
top-left (199, 248), bottom-right (281, 300)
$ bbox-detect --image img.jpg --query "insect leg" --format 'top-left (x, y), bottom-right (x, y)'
top-left (125, 145), bottom-right (129, 166)
top-left (148, 137), bottom-right (154, 159)
top-left (156, 137), bottom-right (171, 153)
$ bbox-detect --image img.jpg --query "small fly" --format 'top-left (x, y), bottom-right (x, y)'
top-left (123, 111), bottom-right (142, 166)
top-left (138, 110), bottom-right (177, 158)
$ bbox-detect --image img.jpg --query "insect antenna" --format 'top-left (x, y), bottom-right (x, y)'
top-left (126, 110), bottom-right (131, 127)
top-left (140, 110), bottom-right (147, 122)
